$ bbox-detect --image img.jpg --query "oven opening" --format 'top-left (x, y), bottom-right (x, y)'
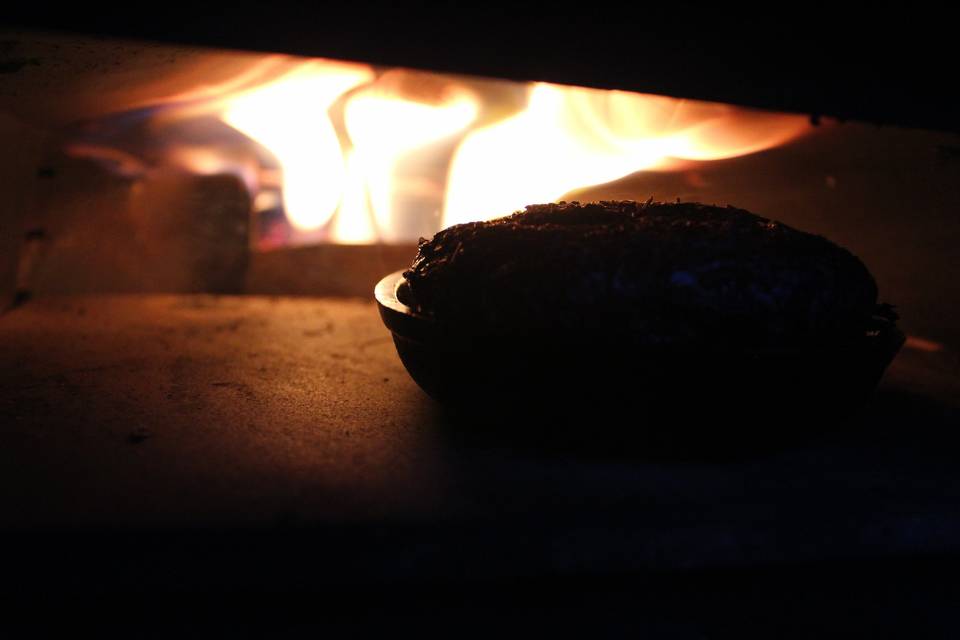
top-left (1, 25), bottom-right (959, 635)
top-left (3, 34), bottom-right (956, 351)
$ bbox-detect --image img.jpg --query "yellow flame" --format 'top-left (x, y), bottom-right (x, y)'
top-left (220, 60), bottom-right (374, 231)
top-left (329, 150), bottom-right (379, 243)
top-left (218, 62), bottom-right (479, 239)
top-left (443, 83), bottom-right (810, 227)
top-left (339, 86), bottom-right (479, 242)
top-left (105, 55), bottom-right (810, 243)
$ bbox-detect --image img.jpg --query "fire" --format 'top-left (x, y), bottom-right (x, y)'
top-left (222, 70), bottom-right (806, 238)
top-left (443, 84), bottom-right (809, 227)
top-left (64, 53), bottom-right (811, 245)
top-left (335, 77), bottom-right (479, 242)
top-left (219, 60), bottom-right (375, 231)
top-left (219, 62), bottom-right (479, 241)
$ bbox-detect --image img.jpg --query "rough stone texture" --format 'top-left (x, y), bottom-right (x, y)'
top-left (0, 295), bottom-right (959, 589)
top-left (0, 31), bottom-right (283, 128)
top-left (0, 295), bottom-right (444, 528)
top-left (0, 112), bottom-right (44, 311)
top-left (20, 166), bottom-right (252, 296)
top-left (246, 244), bottom-right (414, 297)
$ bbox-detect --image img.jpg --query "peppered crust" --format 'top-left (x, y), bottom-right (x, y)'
top-left (402, 201), bottom-right (889, 349)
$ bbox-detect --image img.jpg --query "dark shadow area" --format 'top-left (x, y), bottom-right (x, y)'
top-left (3, 552), bottom-right (960, 638)
top-left (434, 400), bottom-right (843, 463)
top-left (839, 387), bottom-right (960, 452)
top-left (428, 366), bottom-right (960, 467)
top-left (408, 332), bottom-right (908, 463)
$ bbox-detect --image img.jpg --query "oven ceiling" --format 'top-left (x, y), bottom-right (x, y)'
top-left (4, 2), bottom-right (957, 133)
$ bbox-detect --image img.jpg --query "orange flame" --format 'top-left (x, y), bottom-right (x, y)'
top-left (443, 84), bottom-right (809, 226)
top-left (67, 53), bottom-right (812, 244)
top-left (217, 62), bottom-right (479, 241)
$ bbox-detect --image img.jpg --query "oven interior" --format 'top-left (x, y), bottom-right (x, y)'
top-left (1, 15), bottom-right (959, 636)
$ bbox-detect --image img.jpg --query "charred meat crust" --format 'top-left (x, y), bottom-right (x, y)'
top-left (402, 200), bottom-right (889, 348)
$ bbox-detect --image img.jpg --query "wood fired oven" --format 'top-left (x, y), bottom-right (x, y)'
top-left (1, 4), bottom-right (959, 636)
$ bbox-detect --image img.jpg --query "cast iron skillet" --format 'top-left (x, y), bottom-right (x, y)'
top-left (376, 269), bottom-right (905, 451)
